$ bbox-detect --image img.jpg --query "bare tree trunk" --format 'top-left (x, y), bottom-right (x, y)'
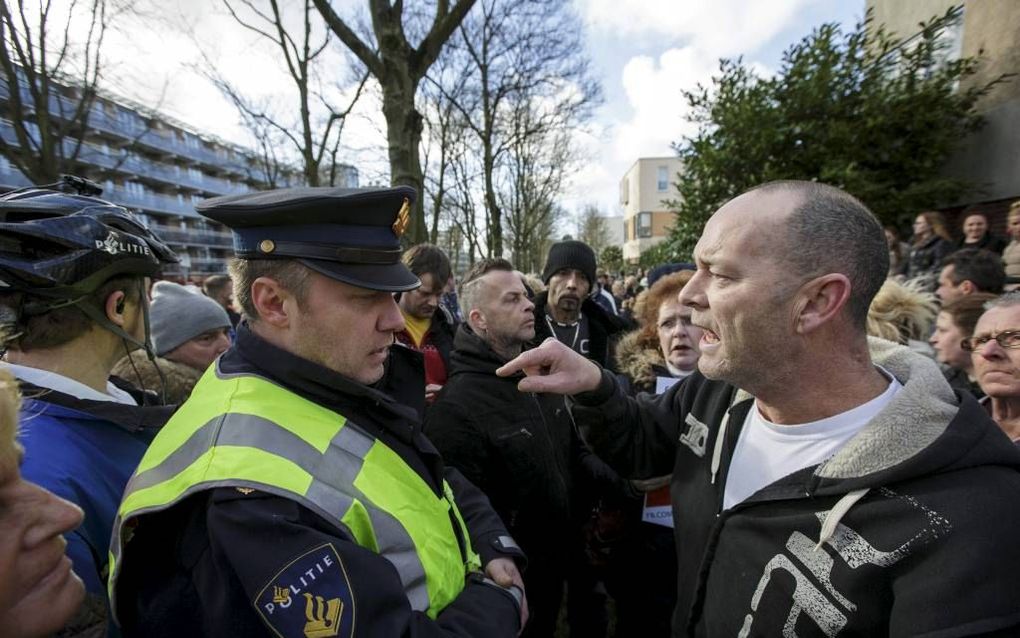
top-left (313, 0), bottom-right (477, 244)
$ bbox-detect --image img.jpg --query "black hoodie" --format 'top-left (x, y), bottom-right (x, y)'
top-left (575, 337), bottom-right (1020, 636)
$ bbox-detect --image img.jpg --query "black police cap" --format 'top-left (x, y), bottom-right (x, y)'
top-left (196, 186), bottom-right (420, 292)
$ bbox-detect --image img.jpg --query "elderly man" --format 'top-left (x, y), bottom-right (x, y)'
top-left (967, 292), bottom-right (1020, 443)
top-left (425, 258), bottom-right (621, 638)
top-left (109, 187), bottom-right (526, 637)
top-left (500, 181), bottom-right (1020, 636)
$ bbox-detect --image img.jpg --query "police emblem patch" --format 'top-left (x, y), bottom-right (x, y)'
top-left (254, 543), bottom-right (355, 638)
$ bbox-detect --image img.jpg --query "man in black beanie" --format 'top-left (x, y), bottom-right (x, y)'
top-left (532, 240), bottom-right (625, 369)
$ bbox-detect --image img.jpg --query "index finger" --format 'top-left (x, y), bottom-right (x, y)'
top-left (496, 345), bottom-right (551, 377)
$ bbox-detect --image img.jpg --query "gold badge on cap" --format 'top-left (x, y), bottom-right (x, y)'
top-left (392, 197), bottom-right (410, 237)
top-left (259, 239), bottom-right (276, 254)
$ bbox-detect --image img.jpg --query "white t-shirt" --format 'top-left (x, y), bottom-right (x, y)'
top-left (5, 362), bottom-right (138, 405)
top-left (722, 368), bottom-right (901, 510)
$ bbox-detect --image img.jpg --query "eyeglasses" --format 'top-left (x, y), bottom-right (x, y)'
top-left (961, 330), bottom-right (1020, 352)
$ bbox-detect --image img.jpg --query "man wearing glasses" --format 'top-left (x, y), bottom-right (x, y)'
top-left (968, 292), bottom-right (1020, 444)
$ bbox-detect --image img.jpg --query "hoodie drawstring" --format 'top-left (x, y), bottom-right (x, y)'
top-left (710, 409), bottom-right (731, 485)
top-left (816, 487), bottom-right (870, 550)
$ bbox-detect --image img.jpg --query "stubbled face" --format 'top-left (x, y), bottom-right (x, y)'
top-left (474, 270), bottom-right (536, 352)
top-left (398, 273), bottom-right (443, 320)
top-left (930, 311), bottom-right (970, 371)
top-left (963, 215), bottom-right (988, 243)
top-left (167, 328), bottom-right (231, 372)
top-left (936, 265), bottom-right (965, 304)
top-left (972, 305), bottom-right (1020, 399)
top-left (913, 215), bottom-right (932, 240)
top-left (680, 190), bottom-right (802, 390)
top-left (547, 268), bottom-right (591, 316)
top-left (0, 466), bottom-right (86, 636)
top-left (656, 298), bottom-right (703, 372)
top-left (288, 272), bottom-right (406, 384)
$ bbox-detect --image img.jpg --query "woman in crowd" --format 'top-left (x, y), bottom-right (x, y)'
top-left (600, 270), bottom-right (702, 638)
top-left (968, 292), bottom-right (1020, 444)
top-left (1001, 200), bottom-right (1020, 286)
top-left (906, 211), bottom-right (954, 289)
top-left (930, 293), bottom-right (997, 399)
top-left (866, 279), bottom-right (937, 356)
top-left (616, 270), bottom-right (702, 393)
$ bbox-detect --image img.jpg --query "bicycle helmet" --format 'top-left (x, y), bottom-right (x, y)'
top-left (0, 176), bottom-right (178, 300)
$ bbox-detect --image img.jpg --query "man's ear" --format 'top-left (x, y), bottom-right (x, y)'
top-left (794, 274), bottom-right (852, 335)
top-left (105, 290), bottom-right (128, 327)
top-left (959, 280), bottom-right (976, 296)
top-left (250, 277), bottom-right (295, 329)
top-left (468, 308), bottom-right (486, 332)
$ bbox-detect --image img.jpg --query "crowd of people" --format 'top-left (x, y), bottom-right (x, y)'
top-left (0, 175), bottom-right (1019, 638)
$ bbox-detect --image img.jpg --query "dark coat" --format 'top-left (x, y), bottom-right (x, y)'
top-left (906, 235), bottom-right (954, 286)
top-left (575, 338), bottom-right (1020, 636)
top-left (425, 325), bottom-right (621, 561)
top-left (425, 325), bottom-right (625, 637)
top-left (531, 291), bottom-right (627, 371)
top-left (956, 232), bottom-right (1009, 255)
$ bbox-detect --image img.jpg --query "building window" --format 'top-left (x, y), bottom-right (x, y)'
top-left (657, 166), bottom-right (669, 192)
top-left (638, 212), bottom-right (652, 238)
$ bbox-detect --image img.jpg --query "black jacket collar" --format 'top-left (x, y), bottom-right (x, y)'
top-left (221, 322), bottom-right (423, 437)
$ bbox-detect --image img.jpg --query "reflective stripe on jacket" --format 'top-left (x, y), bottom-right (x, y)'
top-left (108, 365), bottom-right (481, 624)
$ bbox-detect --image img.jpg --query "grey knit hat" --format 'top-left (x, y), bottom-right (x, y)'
top-left (150, 281), bottom-right (231, 356)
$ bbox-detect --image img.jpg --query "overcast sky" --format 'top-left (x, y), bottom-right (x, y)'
top-left (96, 0), bottom-right (864, 221)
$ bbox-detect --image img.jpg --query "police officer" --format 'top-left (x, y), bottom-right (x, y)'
top-left (108, 186), bottom-right (527, 637)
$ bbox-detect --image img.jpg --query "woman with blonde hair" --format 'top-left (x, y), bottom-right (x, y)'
top-left (866, 278), bottom-right (938, 347)
top-left (906, 211), bottom-right (954, 289)
top-left (1001, 200), bottom-right (1020, 285)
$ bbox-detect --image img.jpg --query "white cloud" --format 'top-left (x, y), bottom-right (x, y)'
top-left (577, 0), bottom-right (817, 56)
top-left (562, 0), bottom-right (815, 214)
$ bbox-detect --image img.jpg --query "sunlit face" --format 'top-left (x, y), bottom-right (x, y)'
top-left (913, 215), bottom-right (932, 239)
top-left (929, 311), bottom-right (970, 371)
top-left (166, 328), bottom-right (231, 372)
top-left (288, 272), bottom-right (405, 384)
top-left (398, 273), bottom-right (443, 320)
top-left (656, 298), bottom-right (703, 372)
top-left (0, 411), bottom-right (86, 638)
top-left (680, 190), bottom-right (803, 390)
top-left (972, 305), bottom-right (1020, 399)
top-left (547, 268), bottom-right (591, 316)
top-left (1008, 213), bottom-right (1020, 241)
top-left (472, 270), bottom-right (536, 352)
top-left (963, 215), bottom-right (988, 243)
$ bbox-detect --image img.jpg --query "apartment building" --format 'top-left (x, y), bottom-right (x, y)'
top-left (619, 157), bottom-right (682, 263)
top-left (868, 0), bottom-right (1020, 231)
top-left (0, 74), bottom-right (358, 280)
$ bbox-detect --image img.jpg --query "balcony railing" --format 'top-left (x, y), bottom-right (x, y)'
top-left (1, 79), bottom-right (255, 175)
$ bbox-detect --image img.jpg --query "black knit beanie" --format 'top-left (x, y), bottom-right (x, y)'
top-left (542, 240), bottom-right (597, 285)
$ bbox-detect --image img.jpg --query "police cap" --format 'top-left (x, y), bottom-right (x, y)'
top-left (197, 185), bottom-right (420, 292)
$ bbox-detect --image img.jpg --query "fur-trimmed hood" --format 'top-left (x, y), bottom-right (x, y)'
top-left (615, 329), bottom-right (668, 394)
top-left (111, 352), bottom-right (202, 405)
